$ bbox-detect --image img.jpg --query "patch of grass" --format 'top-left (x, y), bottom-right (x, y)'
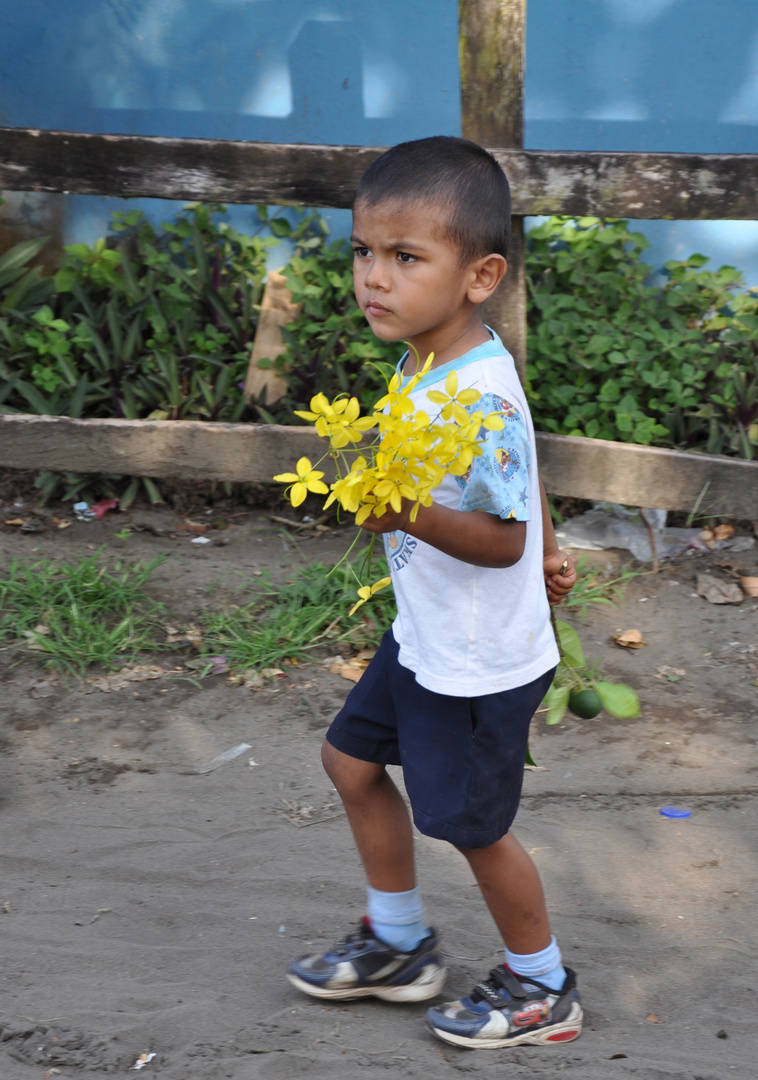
top-left (562, 557), bottom-right (638, 621)
top-left (0, 549), bottom-right (167, 674)
top-left (198, 557), bottom-right (397, 673)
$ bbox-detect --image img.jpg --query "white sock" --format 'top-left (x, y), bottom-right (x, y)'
top-left (505, 935), bottom-right (566, 991)
top-left (366, 885), bottom-right (430, 952)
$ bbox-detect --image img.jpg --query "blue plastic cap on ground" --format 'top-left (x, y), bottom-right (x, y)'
top-left (660, 805), bottom-right (692, 818)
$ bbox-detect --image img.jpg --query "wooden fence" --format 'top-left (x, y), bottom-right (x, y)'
top-left (0, 0), bottom-right (756, 516)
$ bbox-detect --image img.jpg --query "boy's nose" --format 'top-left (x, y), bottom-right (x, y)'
top-left (364, 259), bottom-right (389, 291)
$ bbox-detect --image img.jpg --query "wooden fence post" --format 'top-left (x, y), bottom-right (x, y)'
top-left (459, 0), bottom-right (527, 377)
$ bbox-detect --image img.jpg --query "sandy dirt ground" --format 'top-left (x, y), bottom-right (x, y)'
top-left (0, 498), bottom-right (756, 1079)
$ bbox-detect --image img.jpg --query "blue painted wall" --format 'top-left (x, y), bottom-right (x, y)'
top-left (0, 0), bottom-right (461, 250)
top-left (1, 0), bottom-right (757, 280)
top-left (524, 0), bottom-right (758, 282)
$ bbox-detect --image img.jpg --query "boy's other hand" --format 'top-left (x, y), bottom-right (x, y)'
top-left (544, 550), bottom-right (576, 606)
top-left (359, 503), bottom-right (412, 535)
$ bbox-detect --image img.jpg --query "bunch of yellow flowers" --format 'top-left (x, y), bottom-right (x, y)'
top-left (274, 354), bottom-right (505, 612)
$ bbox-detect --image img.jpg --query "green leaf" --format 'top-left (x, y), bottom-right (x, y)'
top-left (594, 681), bottom-right (640, 718)
top-left (544, 683), bottom-right (570, 726)
top-left (0, 237), bottom-right (48, 287)
top-left (554, 619), bottom-right (586, 668)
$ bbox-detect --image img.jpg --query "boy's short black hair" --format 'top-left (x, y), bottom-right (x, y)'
top-left (354, 135), bottom-right (511, 264)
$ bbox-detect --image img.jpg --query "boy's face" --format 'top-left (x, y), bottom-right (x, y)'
top-left (351, 199), bottom-right (486, 365)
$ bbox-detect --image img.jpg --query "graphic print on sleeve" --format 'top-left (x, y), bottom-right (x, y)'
top-left (456, 393), bottom-right (532, 520)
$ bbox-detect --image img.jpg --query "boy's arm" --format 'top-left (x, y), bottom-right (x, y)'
top-left (360, 501), bottom-right (525, 569)
top-left (540, 479), bottom-right (577, 605)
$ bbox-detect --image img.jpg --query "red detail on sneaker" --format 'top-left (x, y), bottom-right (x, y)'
top-left (546, 1029), bottom-right (580, 1042)
top-left (512, 1001), bottom-right (550, 1028)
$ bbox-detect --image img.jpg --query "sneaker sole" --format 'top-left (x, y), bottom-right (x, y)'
top-left (428, 1003), bottom-right (583, 1049)
top-left (287, 964), bottom-right (447, 1003)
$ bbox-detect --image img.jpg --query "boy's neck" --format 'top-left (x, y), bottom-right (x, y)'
top-left (403, 317), bottom-right (492, 376)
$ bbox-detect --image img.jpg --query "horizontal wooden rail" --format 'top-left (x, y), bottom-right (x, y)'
top-left (1, 414), bottom-right (755, 518)
top-left (2, 127), bottom-right (758, 219)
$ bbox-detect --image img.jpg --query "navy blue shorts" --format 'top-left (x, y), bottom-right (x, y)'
top-left (326, 629), bottom-right (555, 849)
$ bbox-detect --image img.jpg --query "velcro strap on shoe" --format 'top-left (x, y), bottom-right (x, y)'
top-left (473, 979), bottom-right (510, 1007)
top-left (490, 966), bottom-right (529, 999)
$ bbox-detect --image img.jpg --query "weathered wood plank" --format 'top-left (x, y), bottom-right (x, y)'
top-left (0, 127), bottom-right (378, 209)
top-left (2, 127), bottom-right (758, 219)
top-left (460, 0), bottom-right (527, 374)
top-left (537, 432), bottom-right (758, 518)
top-left (1, 414), bottom-right (756, 518)
top-left (460, 0), bottom-right (525, 149)
top-left (0, 414), bottom-right (335, 484)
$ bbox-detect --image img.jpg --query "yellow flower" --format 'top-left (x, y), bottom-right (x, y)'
top-left (348, 576), bottom-right (392, 616)
top-left (273, 349), bottom-right (509, 615)
top-left (272, 457), bottom-right (329, 507)
top-left (426, 370), bottom-right (483, 425)
top-left (295, 394), bottom-right (374, 447)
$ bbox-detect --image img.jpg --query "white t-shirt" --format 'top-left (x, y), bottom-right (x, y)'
top-left (383, 332), bottom-right (559, 697)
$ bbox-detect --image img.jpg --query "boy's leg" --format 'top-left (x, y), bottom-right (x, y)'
top-left (286, 739), bottom-right (446, 1002)
top-left (457, 831), bottom-right (552, 956)
top-left (425, 831), bottom-right (582, 1049)
top-left (321, 740), bottom-right (415, 892)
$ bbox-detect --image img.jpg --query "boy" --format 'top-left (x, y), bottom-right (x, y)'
top-left (287, 136), bottom-right (581, 1050)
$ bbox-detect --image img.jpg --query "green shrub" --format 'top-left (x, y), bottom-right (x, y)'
top-left (2, 207), bottom-right (756, 501)
top-left (1, 203), bottom-right (275, 424)
top-left (526, 217), bottom-right (758, 458)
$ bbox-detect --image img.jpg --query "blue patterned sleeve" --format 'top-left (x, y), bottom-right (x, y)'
top-left (455, 393), bottom-right (532, 520)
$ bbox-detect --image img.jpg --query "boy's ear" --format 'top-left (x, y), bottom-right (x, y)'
top-left (467, 253), bottom-right (507, 305)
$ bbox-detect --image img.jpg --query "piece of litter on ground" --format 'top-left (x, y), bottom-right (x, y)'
top-left (278, 925), bottom-right (286, 933)
top-left (91, 498), bottom-right (119, 519)
top-left (247, 758), bottom-right (257, 768)
top-left (660, 806), bottom-right (691, 819)
top-left (73, 501), bottom-right (96, 521)
top-left (191, 535), bottom-right (212, 544)
top-left (697, 573), bottom-right (744, 605)
top-left (132, 1051), bottom-right (156, 1070)
top-left (197, 742), bottom-right (252, 774)
top-left (646, 1013), bottom-right (662, 1024)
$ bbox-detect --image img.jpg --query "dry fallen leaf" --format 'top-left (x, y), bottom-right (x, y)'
top-left (740, 576), bottom-right (758, 597)
top-left (330, 657), bottom-right (370, 683)
top-left (165, 623), bottom-right (203, 648)
top-left (612, 628), bottom-right (647, 649)
top-left (87, 665), bottom-right (168, 692)
top-left (646, 1012), bottom-right (663, 1024)
top-left (3, 517), bottom-right (26, 527)
top-left (655, 666), bottom-right (685, 682)
top-left (713, 523), bottom-right (735, 541)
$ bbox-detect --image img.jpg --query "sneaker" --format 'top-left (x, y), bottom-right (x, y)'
top-left (426, 964), bottom-right (582, 1049)
top-left (287, 918), bottom-right (447, 1003)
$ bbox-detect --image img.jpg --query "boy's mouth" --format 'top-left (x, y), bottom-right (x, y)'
top-left (366, 301), bottom-right (391, 316)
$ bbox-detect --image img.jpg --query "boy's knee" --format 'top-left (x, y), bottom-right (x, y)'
top-left (321, 739), bottom-right (383, 798)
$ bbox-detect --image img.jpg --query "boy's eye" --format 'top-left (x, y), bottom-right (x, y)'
top-left (397, 252), bottom-right (417, 264)
top-left (353, 246), bottom-right (371, 258)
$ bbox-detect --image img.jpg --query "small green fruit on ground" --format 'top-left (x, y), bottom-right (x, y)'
top-left (568, 688), bottom-right (603, 719)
